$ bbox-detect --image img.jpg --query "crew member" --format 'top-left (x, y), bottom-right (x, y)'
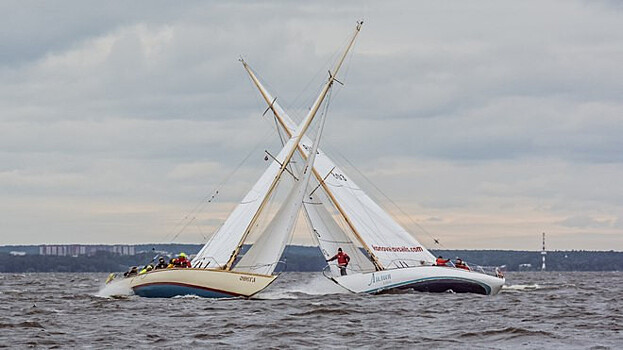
top-left (455, 258), bottom-right (470, 271)
top-left (155, 257), bottom-right (168, 270)
top-left (327, 248), bottom-right (350, 276)
top-left (124, 266), bottom-right (138, 278)
top-left (176, 252), bottom-right (191, 268)
top-left (435, 256), bottom-right (450, 267)
top-left (138, 264), bottom-right (154, 275)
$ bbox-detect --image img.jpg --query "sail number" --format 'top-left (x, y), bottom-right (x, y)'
top-left (331, 173), bottom-right (347, 182)
top-left (301, 144), bottom-right (320, 155)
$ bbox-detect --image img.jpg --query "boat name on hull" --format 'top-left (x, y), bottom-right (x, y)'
top-left (239, 275), bottom-right (256, 283)
top-left (368, 272), bottom-right (392, 286)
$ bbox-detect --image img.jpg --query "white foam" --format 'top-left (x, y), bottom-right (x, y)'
top-left (503, 284), bottom-right (540, 291)
top-left (258, 274), bottom-right (348, 300)
top-left (95, 278), bottom-right (133, 297)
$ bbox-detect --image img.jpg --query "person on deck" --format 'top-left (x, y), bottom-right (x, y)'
top-left (176, 252), bottom-right (191, 268)
top-left (155, 257), bottom-right (168, 270)
top-left (327, 248), bottom-right (350, 276)
top-left (124, 266), bottom-right (138, 278)
top-left (138, 264), bottom-right (154, 275)
top-left (455, 258), bottom-right (470, 271)
top-left (435, 256), bottom-right (451, 267)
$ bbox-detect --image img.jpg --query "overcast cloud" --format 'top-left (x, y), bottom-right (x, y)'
top-left (1, 0), bottom-right (622, 250)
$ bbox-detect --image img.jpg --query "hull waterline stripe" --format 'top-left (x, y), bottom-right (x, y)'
top-left (132, 281), bottom-right (246, 298)
top-left (359, 276), bottom-right (493, 295)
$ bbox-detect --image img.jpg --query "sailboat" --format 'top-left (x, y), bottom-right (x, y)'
top-left (240, 22), bottom-right (505, 296)
top-left (127, 23), bottom-right (362, 298)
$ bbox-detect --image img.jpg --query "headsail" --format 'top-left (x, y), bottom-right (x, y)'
top-left (235, 92), bottom-right (329, 275)
top-left (192, 134), bottom-right (301, 269)
top-left (303, 187), bottom-right (376, 276)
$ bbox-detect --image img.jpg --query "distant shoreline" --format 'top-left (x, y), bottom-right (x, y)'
top-left (1, 244), bottom-right (621, 273)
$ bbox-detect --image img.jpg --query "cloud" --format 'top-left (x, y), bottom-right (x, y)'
top-left (0, 1), bottom-right (622, 250)
top-left (558, 215), bottom-right (614, 229)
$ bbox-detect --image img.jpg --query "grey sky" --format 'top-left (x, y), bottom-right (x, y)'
top-left (1, 1), bottom-right (622, 250)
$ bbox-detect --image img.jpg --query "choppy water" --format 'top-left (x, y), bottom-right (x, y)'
top-left (0, 272), bottom-right (621, 349)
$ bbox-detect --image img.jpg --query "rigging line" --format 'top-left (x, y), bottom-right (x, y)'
top-left (326, 34), bottom-right (359, 104)
top-left (194, 221), bottom-right (208, 241)
top-left (289, 34), bottom-right (351, 114)
top-left (163, 125), bottom-right (281, 243)
top-left (331, 150), bottom-right (447, 249)
top-left (272, 112), bottom-right (286, 147)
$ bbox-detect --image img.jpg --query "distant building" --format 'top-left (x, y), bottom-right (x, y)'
top-left (38, 245), bottom-right (135, 257)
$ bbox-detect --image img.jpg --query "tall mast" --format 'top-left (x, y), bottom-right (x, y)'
top-left (224, 22), bottom-right (363, 270)
top-left (241, 21), bottom-right (383, 271)
top-left (541, 232), bottom-right (546, 271)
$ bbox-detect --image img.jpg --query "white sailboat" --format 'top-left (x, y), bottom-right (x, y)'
top-left (128, 24), bottom-right (362, 298)
top-left (240, 22), bottom-right (505, 296)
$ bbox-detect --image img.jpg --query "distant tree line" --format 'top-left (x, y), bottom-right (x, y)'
top-left (0, 245), bottom-right (621, 272)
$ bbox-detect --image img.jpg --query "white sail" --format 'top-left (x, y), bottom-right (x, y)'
top-left (236, 97), bottom-right (328, 275)
top-left (194, 23), bottom-right (363, 271)
top-left (191, 143), bottom-right (288, 269)
top-left (302, 188), bottom-right (376, 276)
top-left (241, 63), bottom-right (436, 269)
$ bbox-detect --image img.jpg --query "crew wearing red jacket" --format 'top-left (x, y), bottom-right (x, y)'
top-left (327, 248), bottom-right (351, 276)
top-left (175, 252), bottom-right (192, 268)
top-left (435, 256), bottom-right (451, 267)
top-left (455, 258), bottom-right (470, 271)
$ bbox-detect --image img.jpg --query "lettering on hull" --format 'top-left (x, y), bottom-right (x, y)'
top-left (239, 276), bottom-right (256, 283)
top-left (367, 272), bottom-right (392, 286)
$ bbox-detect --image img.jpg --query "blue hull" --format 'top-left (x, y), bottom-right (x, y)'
top-left (399, 278), bottom-right (490, 295)
top-left (133, 282), bottom-right (240, 299)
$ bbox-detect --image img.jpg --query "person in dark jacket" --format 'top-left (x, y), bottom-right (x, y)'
top-left (155, 257), bottom-right (168, 270)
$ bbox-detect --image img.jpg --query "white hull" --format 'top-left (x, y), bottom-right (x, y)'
top-left (129, 268), bottom-right (277, 298)
top-left (330, 266), bottom-right (505, 295)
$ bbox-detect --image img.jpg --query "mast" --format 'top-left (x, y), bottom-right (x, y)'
top-left (241, 21), bottom-right (384, 271)
top-left (223, 23), bottom-right (362, 270)
top-left (541, 232), bottom-right (546, 271)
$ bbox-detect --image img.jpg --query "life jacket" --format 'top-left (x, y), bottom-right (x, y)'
top-left (456, 263), bottom-right (470, 270)
top-left (436, 258), bottom-right (449, 266)
top-left (335, 252), bottom-right (350, 266)
top-left (177, 257), bottom-right (191, 268)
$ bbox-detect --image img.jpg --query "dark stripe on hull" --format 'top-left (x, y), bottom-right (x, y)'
top-left (397, 278), bottom-right (489, 295)
top-left (132, 282), bottom-right (242, 299)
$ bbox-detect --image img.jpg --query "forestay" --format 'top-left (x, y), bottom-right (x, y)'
top-left (192, 123), bottom-right (314, 269)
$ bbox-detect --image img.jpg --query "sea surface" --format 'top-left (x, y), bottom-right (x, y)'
top-left (0, 271), bottom-right (621, 349)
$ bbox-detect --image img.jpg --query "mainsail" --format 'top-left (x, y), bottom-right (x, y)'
top-left (192, 22), bottom-right (363, 273)
top-left (236, 94), bottom-right (328, 275)
top-left (241, 51), bottom-right (436, 270)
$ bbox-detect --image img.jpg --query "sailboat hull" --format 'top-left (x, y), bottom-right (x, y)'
top-left (330, 266), bottom-right (505, 296)
top-left (130, 268), bottom-right (277, 298)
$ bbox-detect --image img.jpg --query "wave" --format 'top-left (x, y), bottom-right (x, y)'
top-left (459, 326), bottom-right (557, 340)
top-left (94, 278), bottom-right (133, 298)
top-left (503, 284), bottom-right (540, 291)
top-left (258, 275), bottom-right (348, 300)
top-left (0, 321), bottom-right (45, 329)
